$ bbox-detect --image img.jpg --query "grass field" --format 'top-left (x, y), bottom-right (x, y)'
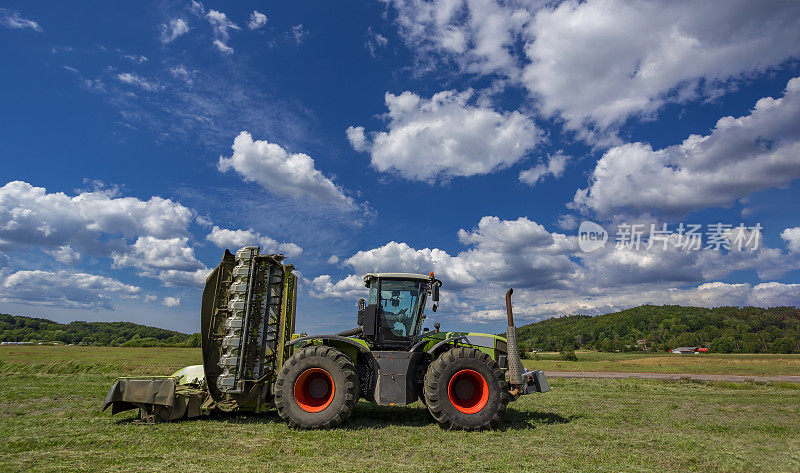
top-left (1, 346), bottom-right (799, 472)
top-left (524, 350), bottom-right (800, 376)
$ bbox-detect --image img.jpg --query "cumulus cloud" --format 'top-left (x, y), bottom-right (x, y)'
top-left (112, 236), bottom-right (205, 272)
top-left (248, 11), bottom-right (267, 30)
top-left (386, 0), bottom-right (800, 134)
top-left (0, 181), bottom-right (193, 250)
top-left (308, 274), bottom-right (366, 299)
top-left (523, 0), bottom-right (800, 131)
top-left (573, 77), bottom-right (800, 218)
top-left (519, 152), bottom-right (570, 187)
top-left (0, 8), bottom-right (42, 31)
top-left (466, 282), bottom-right (800, 322)
top-left (0, 181), bottom-right (206, 287)
top-left (219, 131), bottom-right (353, 207)
top-left (162, 296), bottom-right (181, 307)
top-left (0, 270), bottom-right (140, 310)
top-left (160, 18), bottom-right (189, 43)
top-left (781, 227), bottom-right (800, 253)
top-left (349, 89), bottom-right (541, 182)
top-left (345, 126), bottom-right (368, 152)
top-left (312, 215), bottom-right (800, 322)
top-left (45, 245), bottom-right (81, 265)
top-left (206, 226), bottom-right (303, 258)
top-left (385, 0), bottom-right (528, 77)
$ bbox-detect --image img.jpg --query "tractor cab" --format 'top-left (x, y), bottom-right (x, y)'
top-left (358, 273), bottom-right (441, 349)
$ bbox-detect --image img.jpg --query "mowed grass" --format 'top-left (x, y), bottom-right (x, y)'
top-left (524, 350), bottom-right (800, 376)
top-left (1, 347), bottom-right (799, 472)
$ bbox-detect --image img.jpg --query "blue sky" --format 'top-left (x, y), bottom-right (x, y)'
top-left (1, 1), bottom-right (800, 334)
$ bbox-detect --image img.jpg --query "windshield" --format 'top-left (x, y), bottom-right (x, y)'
top-left (371, 279), bottom-right (426, 339)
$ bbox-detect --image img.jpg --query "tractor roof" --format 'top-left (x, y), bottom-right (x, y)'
top-left (363, 273), bottom-right (432, 286)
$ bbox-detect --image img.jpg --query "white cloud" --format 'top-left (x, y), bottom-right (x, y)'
top-left (0, 181), bottom-right (207, 287)
top-left (312, 215), bottom-right (800, 321)
top-left (248, 11), bottom-right (267, 30)
top-left (327, 255), bottom-right (339, 264)
top-left (573, 77), bottom-right (800, 218)
top-left (523, 0), bottom-right (800, 131)
top-left (117, 72), bottom-right (162, 92)
top-left (0, 8), bottom-right (42, 31)
top-left (349, 89), bottom-right (541, 182)
top-left (163, 296), bottom-right (181, 307)
top-left (207, 9), bottom-right (239, 53)
top-left (308, 274), bottom-right (366, 299)
top-left (466, 282), bottom-right (800, 322)
top-left (160, 18), bottom-right (189, 43)
top-left (519, 152), bottom-right (570, 187)
top-left (212, 39), bottom-right (233, 54)
top-left (386, 0), bottom-right (800, 134)
top-left (45, 245), bottom-right (81, 265)
top-left (189, 1), bottom-right (205, 17)
top-left (113, 236), bottom-right (204, 272)
top-left (556, 214), bottom-right (578, 231)
top-left (781, 227), bottom-right (800, 253)
top-left (0, 269), bottom-right (140, 310)
top-left (365, 27), bottom-right (388, 56)
top-left (218, 131), bottom-right (353, 208)
top-left (123, 54), bottom-right (148, 64)
top-left (290, 24), bottom-right (307, 45)
top-left (384, 0), bottom-right (528, 78)
top-left (206, 226), bottom-right (303, 258)
top-left (0, 181), bottom-right (193, 251)
top-left (168, 65), bottom-right (194, 85)
top-left (345, 126), bottom-right (368, 152)
top-left (155, 268), bottom-right (208, 288)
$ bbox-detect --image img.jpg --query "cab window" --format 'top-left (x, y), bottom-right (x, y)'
top-left (377, 279), bottom-right (425, 339)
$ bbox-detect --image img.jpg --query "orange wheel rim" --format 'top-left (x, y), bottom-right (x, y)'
top-left (293, 368), bottom-right (335, 413)
top-left (447, 369), bottom-right (489, 414)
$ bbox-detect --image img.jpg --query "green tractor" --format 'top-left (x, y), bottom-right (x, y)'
top-left (104, 246), bottom-right (548, 430)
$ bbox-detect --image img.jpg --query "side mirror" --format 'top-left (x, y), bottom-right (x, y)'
top-left (432, 284), bottom-right (439, 302)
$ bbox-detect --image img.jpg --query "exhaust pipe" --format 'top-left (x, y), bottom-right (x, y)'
top-left (505, 288), bottom-right (523, 386)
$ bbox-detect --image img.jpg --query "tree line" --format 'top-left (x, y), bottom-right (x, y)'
top-left (516, 305), bottom-right (800, 353)
top-left (0, 314), bottom-right (200, 347)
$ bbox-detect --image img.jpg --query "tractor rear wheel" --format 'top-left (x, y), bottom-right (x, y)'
top-left (424, 347), bottom-right (509, 430)
top-left (275, 345), bottom-right (358, 429)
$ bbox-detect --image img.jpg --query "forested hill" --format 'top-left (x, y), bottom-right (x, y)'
top-left (516, 305), bottom-right (800, 353)
top-left (0, 314), bottom-right (199, 347)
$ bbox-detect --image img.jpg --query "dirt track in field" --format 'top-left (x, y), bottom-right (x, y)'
top-left (546, 371), bottom-right (800, 383)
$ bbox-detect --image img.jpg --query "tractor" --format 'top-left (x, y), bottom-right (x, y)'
top-left (104, 246), bottom-right (549, 429)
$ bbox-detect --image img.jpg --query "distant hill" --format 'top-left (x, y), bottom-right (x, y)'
top-left (0, 314), bottom-right (200, 347)
top-left (516, 305), bottom-right (800, 354)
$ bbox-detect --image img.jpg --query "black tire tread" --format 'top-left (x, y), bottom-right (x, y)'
top-left (424, 346), bottom-right (509, 430)
top-left (274, 345), bottom-right (358, 429)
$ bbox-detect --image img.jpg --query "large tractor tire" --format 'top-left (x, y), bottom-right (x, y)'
top-left (274, 345), bottom-right (358, 429)
top-left (424, 347), bottom-right (509, 430)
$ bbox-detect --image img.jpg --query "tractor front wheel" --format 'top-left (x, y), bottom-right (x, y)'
top-left (424, 347), bottom-right (509, 430)
top-left (275, 345), bottom-right (358, 429)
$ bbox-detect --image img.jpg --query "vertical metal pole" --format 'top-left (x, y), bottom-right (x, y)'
top-left (505, 288), bottom-right (523, 386)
